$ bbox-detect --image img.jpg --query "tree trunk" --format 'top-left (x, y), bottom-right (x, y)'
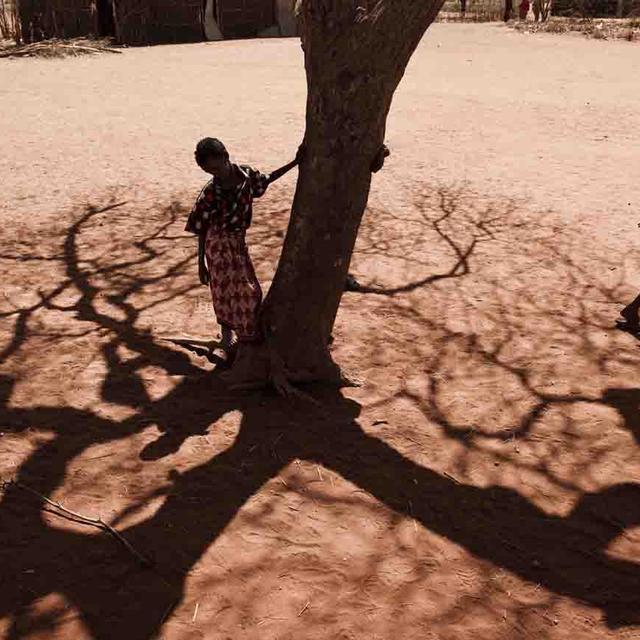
top-left (14, 0), bottom-right (23, 44)
top-left (540, 0), bottom-right (551, 20)
top-left (245, 0), bottom-right (444, 385)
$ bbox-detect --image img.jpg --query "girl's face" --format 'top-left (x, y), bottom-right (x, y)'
top-left (201, 154), bottom-right (232, 178)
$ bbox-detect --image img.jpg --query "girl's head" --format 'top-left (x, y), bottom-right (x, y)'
top-left (195, 137), bottom-right (231, 177)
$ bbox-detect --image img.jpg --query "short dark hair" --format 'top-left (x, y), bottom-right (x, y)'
top-left (195, 137), bottom-right (228, 166)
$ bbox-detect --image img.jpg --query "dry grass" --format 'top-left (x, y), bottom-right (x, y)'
top-left (438, 0), bottom-right (504, 22)
top-left (508, 16), bottom-right (640, 40)
top-left (0, 37), bottom-right (121, 59)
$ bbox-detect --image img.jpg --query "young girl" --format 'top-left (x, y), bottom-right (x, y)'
top-left (186, 138), bottom-right (302, 358)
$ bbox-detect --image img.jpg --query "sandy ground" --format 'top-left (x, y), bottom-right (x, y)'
top-left (1, 23), bottom-right (640, 640)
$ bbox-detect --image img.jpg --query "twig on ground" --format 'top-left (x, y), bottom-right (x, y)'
top-left (297, 601), bottom-right (310, 616)
top-left (443, 471), bottom-right (462, 484)
top-left (2, 479), bottom-right (152, 568)
top-left (62, 43), bottom-right (122, 54)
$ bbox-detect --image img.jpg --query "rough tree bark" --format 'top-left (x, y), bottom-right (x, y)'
top-left (229, 0), bottom-right (445, 389)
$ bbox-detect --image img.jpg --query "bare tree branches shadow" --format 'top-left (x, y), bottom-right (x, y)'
top-left (348, 185), bottom-right (521, 295)
top-left (601, 387), bottom-right (640, 446)
top-left (0, 187), bottom-right (638, 639)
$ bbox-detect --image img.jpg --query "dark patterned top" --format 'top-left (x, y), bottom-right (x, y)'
top-left (185, 165), bottom-right (270, 235)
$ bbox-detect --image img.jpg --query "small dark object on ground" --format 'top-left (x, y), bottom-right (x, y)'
top-left (344, 274), bottom-right (363, 292)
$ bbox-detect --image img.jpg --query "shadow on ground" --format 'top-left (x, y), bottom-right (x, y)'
top-left (0, 190), bottom-right (638, 639)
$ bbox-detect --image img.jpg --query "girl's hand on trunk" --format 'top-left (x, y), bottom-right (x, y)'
top-left (295, 142), bottom-right (306, 165)
top-left (370, 144), bottom-right (390, 173)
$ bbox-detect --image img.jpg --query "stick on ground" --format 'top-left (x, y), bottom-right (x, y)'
top-left (2, 479), bottom-right (152, 568)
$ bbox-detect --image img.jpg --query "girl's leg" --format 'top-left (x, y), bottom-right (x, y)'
top-left (220, 323), bottom-right (237, 352)
top-left (206, 234), bottom-right (240, 355)
top-left (228, 238), bottom-right (263, 343)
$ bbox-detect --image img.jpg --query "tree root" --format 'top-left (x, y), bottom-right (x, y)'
top-left (218, 332), bottom-right (345, 406)
top-left (219, 344), bottom-right (318, 406)
top-left (337, 372), bottom-right (363, 388)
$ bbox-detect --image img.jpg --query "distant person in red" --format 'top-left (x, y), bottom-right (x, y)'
top-left (519, 0), bottom-right (530, 19)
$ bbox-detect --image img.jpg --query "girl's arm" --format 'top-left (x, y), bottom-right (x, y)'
top-left (267, 158), bottom-right (298, 185)
top-left (198, 233), bottom-right (206, 264)
top-left (267, 144), bottom-right (305, 185)
top-left (266, 142), bottom-right (388, 184)
top-left (198, 234), bottom-right (209, 285)
top-left (370, 144), bottom-right (390, 173)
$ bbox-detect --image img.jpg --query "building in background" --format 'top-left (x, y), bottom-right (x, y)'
top-left (552, 0), bottom-right (639, 14)
top-left (1, 0), bottom-right (298, 45)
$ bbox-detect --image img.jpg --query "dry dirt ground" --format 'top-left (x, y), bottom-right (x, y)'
top-left (1, 22), bottom-right (639, 640)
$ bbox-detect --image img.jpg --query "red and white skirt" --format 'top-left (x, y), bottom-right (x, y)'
top-left (204, 230), bottom-right (262, 342)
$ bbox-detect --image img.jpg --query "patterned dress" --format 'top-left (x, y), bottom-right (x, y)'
top-left (186, 165), bottom-right (270, 342)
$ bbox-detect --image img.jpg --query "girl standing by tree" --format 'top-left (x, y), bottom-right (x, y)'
top-left (186, 138), bottom-right (302, 361)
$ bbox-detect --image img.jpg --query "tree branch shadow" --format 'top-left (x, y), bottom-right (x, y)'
top-left (0, 189), bottom-right (639, 639)
top-left (1, 386), bottom-right (638, 638)
top-left (349, 185), bottom-right (521, 295)
top-left (601, 387), bottom-right (640, 446)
